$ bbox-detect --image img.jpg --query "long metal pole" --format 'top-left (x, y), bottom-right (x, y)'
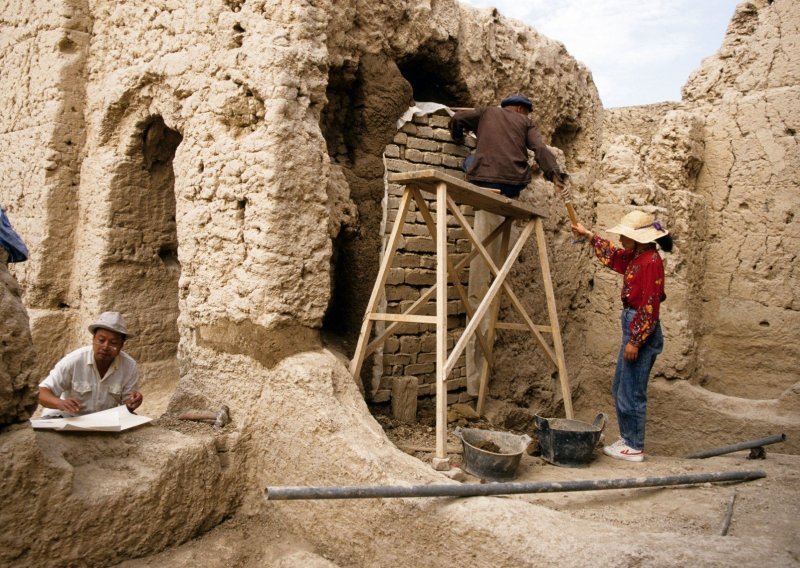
top-left (265, 470), bottom-right (765, 501)
top-left (686, 434), bottom-right (786, 459)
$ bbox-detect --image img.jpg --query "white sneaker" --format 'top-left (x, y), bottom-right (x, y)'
top-left (603, 440), bottom-right (644, 462)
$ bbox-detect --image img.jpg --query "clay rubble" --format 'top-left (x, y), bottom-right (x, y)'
top-left (1, 1), bottom-right (798, 567)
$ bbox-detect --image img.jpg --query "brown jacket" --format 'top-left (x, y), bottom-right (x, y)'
top-left (449, 106), bottom-right (564, 186)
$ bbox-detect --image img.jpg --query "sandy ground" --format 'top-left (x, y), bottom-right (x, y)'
top-left (111, 398), bottom-right (799, 567)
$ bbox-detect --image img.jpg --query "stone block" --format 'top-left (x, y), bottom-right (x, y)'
top-left (384, 267), bottom-right (404, 285)
top-left (407, 138), bottom-right (439, 152)
top-left (384, 144), bottom-right (400, 158)
top-left (416, 352), bottom-right (436, 364)
top-left (391, 376), bottom-right (418, 423)
top-left (393, 252), bottom-right (421, 268)
top-left (383, 353), bottom-right (413, 366)
top-left (403, 237), bottom-right (436, 253)
top-left (372, 389), bottom-right (391, 403)
top-left (385, 285), bottom-right (419, 302)
top-left (383, 337), bottom-right (400, 354)
top-left (405, 362), bottom-right (435, 375)
top-left (399, 335), bottom-right (421, 354)
top-left (384, 158), bottom-right (425, 173)
top-left (405, 148), bottom-right (424, 163)
top-left (429, 115), bottom-right (451, 128)
top-left (442, 155), bottom-right (463, 169)
top-left (404, 268), bottom-right (436, 286)
top-left (442, 143), bottom-right (470, 157)
top-left (422, 152), bottom-right (443, 166)
top-left (432, 128), bottom-right (452, 141)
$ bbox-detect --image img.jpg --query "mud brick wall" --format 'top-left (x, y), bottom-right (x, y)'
top-left (375, 110), bottom-right (478, 403)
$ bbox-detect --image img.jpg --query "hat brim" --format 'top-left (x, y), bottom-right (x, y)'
top-left (88, 324), bottom-right (130, 338)
top-left (606, 224), bottom-right (669, 244)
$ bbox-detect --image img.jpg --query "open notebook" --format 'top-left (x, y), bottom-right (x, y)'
top-left (31, 405), bottom-right (152, 432)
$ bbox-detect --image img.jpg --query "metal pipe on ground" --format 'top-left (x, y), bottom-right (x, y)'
top-left (264, 470), bottom-right (765, 501)
top-left (686, 434), bottom-right (786, 459)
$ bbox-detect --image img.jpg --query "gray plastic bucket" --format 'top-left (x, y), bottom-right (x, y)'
top-left (454, 427), bottom-right (532, 481)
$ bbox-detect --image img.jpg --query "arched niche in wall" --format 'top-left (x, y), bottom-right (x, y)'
top-left (94, 115), bottom-right (183, 413)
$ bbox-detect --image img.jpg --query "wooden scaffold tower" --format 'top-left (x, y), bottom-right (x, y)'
top-left (349, 169), bottom-right (572, 469)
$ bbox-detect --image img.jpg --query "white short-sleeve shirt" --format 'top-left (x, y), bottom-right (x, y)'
top-left (39, 346), bottom-right (139, 417)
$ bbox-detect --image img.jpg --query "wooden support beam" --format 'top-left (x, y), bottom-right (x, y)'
top-left (447, 202), bottom-right (558, 366)
top-left (361, 220), bottom-right (507, 360)
top-left (435, 181), bottom-right (449, 463)
top-left (495, 322), bottom-right (552, 333)
top-left (349, 189), bottom-right (414, 381)
top-left (477, 221), bottom-right (511, 415)
top-left (369, 313), bottom-right (438, 324)
top-left (444, 219), bottom-right (535, 379)
top-left (410, 188), bottom-right (494, 367)
top-left (534, 217), bottom-right (573, 418)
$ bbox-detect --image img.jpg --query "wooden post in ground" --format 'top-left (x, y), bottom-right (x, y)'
top-left (433, 181), bottom-right (450, 468)
top-left (534, 217), bottom-right (573, 418)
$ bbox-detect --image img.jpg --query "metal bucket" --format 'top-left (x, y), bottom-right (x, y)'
top-left (453, 427), bottom-right (532, 481)
top-left (534, 413), bottom-right (607, 468)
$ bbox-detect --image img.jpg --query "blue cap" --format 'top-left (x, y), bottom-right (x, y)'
top-left (500, 94), bottom-right (533, 111)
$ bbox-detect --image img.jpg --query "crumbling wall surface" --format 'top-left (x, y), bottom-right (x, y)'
top-left (682, 0), bottom-right (800, 399)
top-left (0, 1), bottom-right (91, 379)
top-left (0, 253), bottom-right (37, 425)
top-left (589, 105), bottom-right (707, 386)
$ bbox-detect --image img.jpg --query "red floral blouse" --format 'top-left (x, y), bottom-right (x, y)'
top-left (591, 235), bottom-right (666, 347)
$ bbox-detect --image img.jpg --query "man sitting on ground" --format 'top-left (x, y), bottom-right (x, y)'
top-left (38, 311), bottom-right (142, 417)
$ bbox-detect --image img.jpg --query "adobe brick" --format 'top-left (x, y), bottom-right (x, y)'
top-left (407, 138), bottom-right (439, 152)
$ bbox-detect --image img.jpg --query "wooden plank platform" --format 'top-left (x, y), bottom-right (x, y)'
top-left (388, 170), bottom-right (547, 220)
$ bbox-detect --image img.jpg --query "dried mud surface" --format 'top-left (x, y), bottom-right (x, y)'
top-left (112, 402), bottom-right (800, 567)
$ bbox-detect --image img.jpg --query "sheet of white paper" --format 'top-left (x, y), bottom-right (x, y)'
top-left (396, 101), bottom-right (454, 129)
top-left (31, 405), bottom-right (152, 432)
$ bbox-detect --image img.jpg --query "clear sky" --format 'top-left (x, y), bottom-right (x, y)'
top-left (459, 0), bottom-right (741, 108)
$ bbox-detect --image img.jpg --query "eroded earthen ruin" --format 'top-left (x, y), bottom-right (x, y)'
top-left (1, 1), bottom-right (798, 566)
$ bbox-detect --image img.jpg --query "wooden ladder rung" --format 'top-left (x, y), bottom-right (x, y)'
top-left (495, 322), bottom-right (552, 334)
top-left (369, 314), bottom-right (438, 324)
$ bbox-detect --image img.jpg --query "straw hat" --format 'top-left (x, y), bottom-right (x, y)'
top-left (606, 210), bottom-right (669, 244)
top-left (88, 311), bottom-right (130, 338)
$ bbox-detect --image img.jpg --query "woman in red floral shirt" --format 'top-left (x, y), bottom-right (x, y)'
top-left (572, 210), bottom-right (672, 462)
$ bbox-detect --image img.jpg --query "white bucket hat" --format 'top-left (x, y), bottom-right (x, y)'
top-left (88, 311), bottom-right (130, 338)
top-left (606, 210), bottom-right (669, 244)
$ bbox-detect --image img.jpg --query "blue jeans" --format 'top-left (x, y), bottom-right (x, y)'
top-left (612, 308), bottom-right (663, 450)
